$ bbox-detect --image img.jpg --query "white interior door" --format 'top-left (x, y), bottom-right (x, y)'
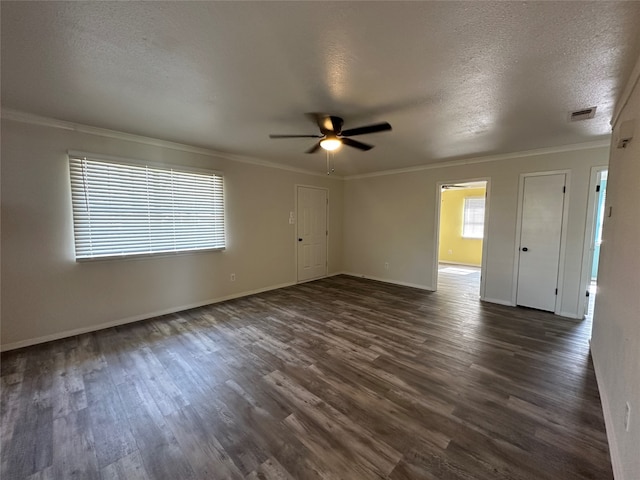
top-left (516, 174), bottom-right (566, 311)
top-left (297, 186), bottom-right (327, 282)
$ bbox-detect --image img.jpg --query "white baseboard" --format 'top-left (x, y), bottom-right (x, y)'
top-left (327, 271), bottom-right (347, 277)
top-left (481, 298), bottom-right (582, 319)
top-left (481, 297), bottom-right (515, 307)
top-left (0, 281), bottom-right (295, 352)
top-left (341, 272), bottom-right (434, 291)
top-left (591, 346), bottom-right (624, 480)
top-left (296, 271), bottom-right (344, 284)
top-left (558, 310), bottom-right (583, 319)
top-left (438, 261), bottom-right (482, 267)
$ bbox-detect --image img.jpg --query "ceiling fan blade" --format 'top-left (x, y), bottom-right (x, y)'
top-left (269, 134), bottom-right (322, 138)
top-left (327, 116), bottom-right (344, 134)
top-left (308, 113), bottom-right (344, 135)
top-left (306, 141), bottom-right (322, 154)
top-left (341, 122), bottom-right (392, 137)
top-left (341, 137), bottom-right (373, 151)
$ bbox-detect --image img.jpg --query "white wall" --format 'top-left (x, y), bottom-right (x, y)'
top-left (343, 146), bottom-right (609, 315)
top-left (0, 115), bottom-right (611, 350)
top-left (0, 118), bottom-right (343, 349)
top-left (591, 60), bottom-right (640, 479)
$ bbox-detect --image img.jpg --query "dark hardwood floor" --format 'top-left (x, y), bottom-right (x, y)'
top-left (1, 272), bottom-right (612, 479)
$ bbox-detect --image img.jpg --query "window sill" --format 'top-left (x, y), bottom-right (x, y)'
top-left (75, 247), bottom-right (226, 263)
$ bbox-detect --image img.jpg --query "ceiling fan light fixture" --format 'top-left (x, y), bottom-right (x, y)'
top-left (320, 137), bottom-right (341, 151)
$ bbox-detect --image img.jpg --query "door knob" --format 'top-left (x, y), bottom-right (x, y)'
top-left (298, 238), bottom-right (303, 242)
top-left (521, 247), bottom-right (528, 252)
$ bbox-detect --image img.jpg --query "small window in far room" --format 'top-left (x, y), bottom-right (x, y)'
top-left (462, 196), bottom-right (485, 239)
top-left (69, 154), bottom-right (225, 260)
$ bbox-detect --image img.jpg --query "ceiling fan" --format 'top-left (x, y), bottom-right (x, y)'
top-left (269, 113), bottom-right (392, 153)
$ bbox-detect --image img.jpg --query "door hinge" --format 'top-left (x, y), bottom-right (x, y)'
top-left (326, 198), bottom-right (329, 205)
top-left (586, 290), bottom-right (590, 297)
top-left (562, 186), bottom-right (566, 193)
top-left (326, 230), bottom-right (328, 236)
top-left (555, 288), bottom-right (558, 295)
top-left (596, 184), bottom-right (601, 192)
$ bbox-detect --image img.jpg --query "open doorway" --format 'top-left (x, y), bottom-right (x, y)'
top-left (585, 169), bottom-right (608, 320)
top-left (435, 180), bottom-right (488, 297)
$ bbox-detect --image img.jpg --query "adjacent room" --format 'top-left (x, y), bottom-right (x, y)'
top-left (437, 181), bottom-right (487, 297)
top-left (2, 2), bottom-right (640, 480)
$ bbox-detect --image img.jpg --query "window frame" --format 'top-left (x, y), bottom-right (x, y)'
top-left (68, 151), bottom-right (226, 262)
top-left (462, 195), bottom-right (485, 239)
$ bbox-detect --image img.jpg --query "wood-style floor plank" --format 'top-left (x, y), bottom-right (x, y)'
top-left (101, 451), bottom-right (150, 480)
top-left (1, 270), bottom-right (613, 479)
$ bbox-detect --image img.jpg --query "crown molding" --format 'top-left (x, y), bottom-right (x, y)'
top-left (2, 108), bottom-right (609, 181)
top-left (1, 108), bottom-right (334, 178)
top-left (343, 139), bottom-right (610, 180)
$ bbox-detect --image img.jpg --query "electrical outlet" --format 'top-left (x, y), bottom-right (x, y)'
top-left (230, 273), bottom-right (236, 282)
top-left (448, 249), bottom-right (453, 255)
top-left (384, 262), bottom-right (389, 270)
top-left (624, 402), bottom-right (631, 431)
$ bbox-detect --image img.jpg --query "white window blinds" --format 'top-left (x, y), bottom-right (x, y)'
top-left (462, 196), bottom-right (485, 239)
top-left (69, 155), bottom-right (225, 260)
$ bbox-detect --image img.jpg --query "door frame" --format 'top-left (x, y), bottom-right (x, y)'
top-left (511, 170), bottom-right (571, 315)
top-left (433, 177), bottom-right (491, 299)
top-left (295, 184), bottom-right (329, 283)
top-left (577, 165), bottom-right (608, 319)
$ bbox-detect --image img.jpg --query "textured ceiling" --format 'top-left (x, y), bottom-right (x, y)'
top-left (2, 1), bottom-right (640, 175)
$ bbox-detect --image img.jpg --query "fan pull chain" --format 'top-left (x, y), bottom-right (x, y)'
top-left (326, 150), bottom-right (336, 175)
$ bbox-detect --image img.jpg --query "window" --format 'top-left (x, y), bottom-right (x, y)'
top-left (462, 196), bottom-right (485, 239)
top-left (69, 154), bottom-right (225, 260)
